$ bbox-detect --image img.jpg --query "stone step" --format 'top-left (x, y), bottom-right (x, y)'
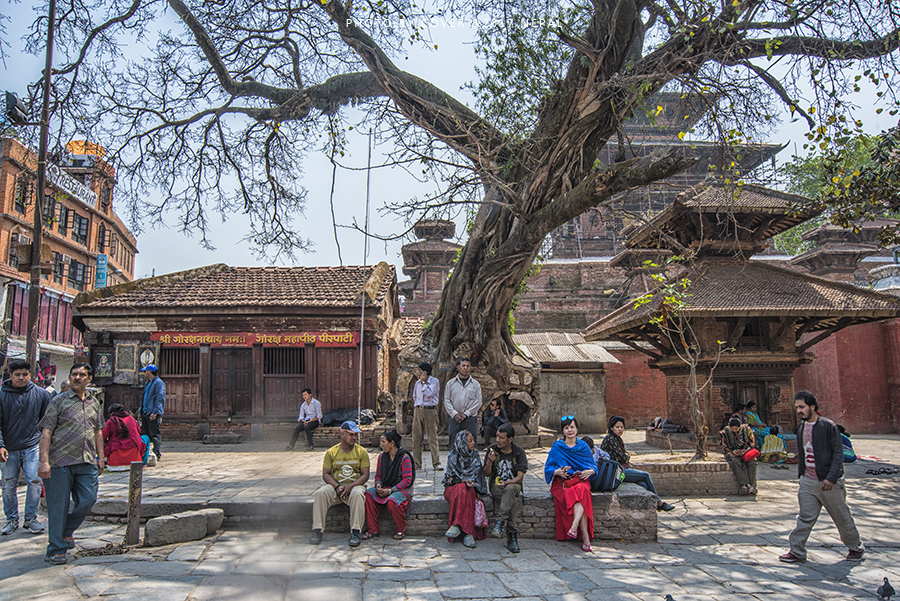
top-left (88, 483), bottom-right (658, 542)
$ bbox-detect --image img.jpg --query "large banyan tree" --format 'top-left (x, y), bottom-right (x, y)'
top-left (13, 0), bottom-right (900, 402)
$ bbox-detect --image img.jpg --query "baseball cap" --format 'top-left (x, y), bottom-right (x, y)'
top-left (340, 421), bottom-right (361, 433)
top-left (140, 364), bottom-right (158, 373)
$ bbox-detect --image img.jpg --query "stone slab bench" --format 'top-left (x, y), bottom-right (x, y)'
top-left (90, 484), bottom-right (657, 542)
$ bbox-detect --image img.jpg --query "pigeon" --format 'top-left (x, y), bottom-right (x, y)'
top-left (664, 596), bottom-right (677, 601)
top-left (878, 577), bottom-right (895, 600)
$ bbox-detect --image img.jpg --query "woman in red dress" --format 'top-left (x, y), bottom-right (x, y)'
top-left (102, 404), bottom-right (146, 470)
top-left (544, 416), bottom-right (597, 551)
top-left (442, 431), bottom-right (488, 548)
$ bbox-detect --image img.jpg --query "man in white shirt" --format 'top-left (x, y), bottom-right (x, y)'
top-left (411, 362), bottom-right (443, 473)
top-left (286, 388), bottom-right (322, 451)
top-left (443, 357), bottom-right (483, 448)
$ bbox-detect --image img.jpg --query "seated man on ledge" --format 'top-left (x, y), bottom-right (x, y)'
top-left (310, 421), bottom-right (370, 547)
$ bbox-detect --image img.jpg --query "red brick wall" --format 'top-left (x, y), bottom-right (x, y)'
top-left (603, 349), bottom-right (667, 429)
top-left (794, 318), bottom-right (900, 434)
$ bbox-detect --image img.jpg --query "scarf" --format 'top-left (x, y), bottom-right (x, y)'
top-left (379, 447), bottom-right (415, 489)
top-left (600, 432), bottom-right (629, 467)
top-left (544, 438), bottom-right (598, 484)
top-left (443, 431), bottom-right (488, 494)
top-left (720, 424), bottom-right (754, 452)
top-left (107, 414), bottom-right (130, 440)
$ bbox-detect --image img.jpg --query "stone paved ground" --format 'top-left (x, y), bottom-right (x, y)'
top-left (1, 433), bottom-right (898, 600)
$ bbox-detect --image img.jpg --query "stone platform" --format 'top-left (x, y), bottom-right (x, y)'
top-left (85, 440), bottom-right (656, 541)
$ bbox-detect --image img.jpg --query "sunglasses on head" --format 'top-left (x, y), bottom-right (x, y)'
top-left (560, 415), bottom-right (575, 422)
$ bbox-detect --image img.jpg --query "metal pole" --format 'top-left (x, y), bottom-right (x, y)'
top-left (357, 130), bottom-right (372, 422)
top-left (25, 0), bottom-right (57, 368)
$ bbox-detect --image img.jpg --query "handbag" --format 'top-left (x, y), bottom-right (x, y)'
top-left (743, 448), bottom-right (760, 462)
top-left (474, 498), bottom-right (488, 528)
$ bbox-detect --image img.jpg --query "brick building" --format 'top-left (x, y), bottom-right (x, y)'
top-left (0, 137), bottom-right (137, 381)
top-left (72, 262), bottom-right (399, 439)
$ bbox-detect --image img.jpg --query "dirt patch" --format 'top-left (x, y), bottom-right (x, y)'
top-left (632, 452), bottom-right (724, 464)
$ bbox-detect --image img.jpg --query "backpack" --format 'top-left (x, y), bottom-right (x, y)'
top-left (591, 458), bottom-right (625, 493)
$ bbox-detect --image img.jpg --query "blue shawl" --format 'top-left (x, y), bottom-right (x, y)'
top-left (544, 438), bottom-right (598, 484)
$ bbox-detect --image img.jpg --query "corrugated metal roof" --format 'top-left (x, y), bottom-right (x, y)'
top-left (513, 332), bottom-right (620, 364)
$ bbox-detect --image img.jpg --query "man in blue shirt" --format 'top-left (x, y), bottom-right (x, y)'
top-left (140, 365), bottom-right (165, 465)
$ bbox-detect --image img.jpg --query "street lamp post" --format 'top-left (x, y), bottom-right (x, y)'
top-left (25, 0), bottom-right (57, 368)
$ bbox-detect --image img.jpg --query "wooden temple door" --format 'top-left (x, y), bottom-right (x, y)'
top-left (210, 349), bottom-right (253, 417)
top-left (738, 381), bottom-right (765, 421)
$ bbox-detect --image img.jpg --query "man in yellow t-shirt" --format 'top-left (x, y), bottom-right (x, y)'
top-left (310, 421), bottom-right (370, 547)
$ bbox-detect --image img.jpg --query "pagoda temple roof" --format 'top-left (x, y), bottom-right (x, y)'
top-left (583, 259), bottom-right (900, 343)
top-left (624, 184), bottom-right (820, 255)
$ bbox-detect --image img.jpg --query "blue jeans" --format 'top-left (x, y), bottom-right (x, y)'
top-left (1, 444), bottom-right (41, 523)
top-left (43, 463), bottom-right (98, 557)
top-left (623, 468), bottom-right (659, 499)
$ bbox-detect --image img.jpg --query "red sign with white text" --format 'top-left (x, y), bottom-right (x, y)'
top-left (150, 332), bottom-right (358, 347)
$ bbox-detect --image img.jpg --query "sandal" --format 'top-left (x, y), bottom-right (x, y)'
top-left (566, 526), bottom-right (578, 539)
top-left (393, 532), bottom-right (405, 540)
top-left (361, 531), bottom-right (379, 540)
top-left (582, 542), bottom-right (592, 552)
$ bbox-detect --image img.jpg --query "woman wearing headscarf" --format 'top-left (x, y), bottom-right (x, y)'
top-left (363, 430), bottom-right (415, 540)
top-left (601, 416), bottom-right (676, 511)
top-left (443, 430), bottom-right (488, 548)
top-left (101, 404), bottom-right (147, 470)
top-left (544, 416), bottom-right (597, 551)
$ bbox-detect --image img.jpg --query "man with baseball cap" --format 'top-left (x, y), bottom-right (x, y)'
top-left (139, 365), bottom-right (165, 465)
top-left (310, 420), bottom-right (370, 547)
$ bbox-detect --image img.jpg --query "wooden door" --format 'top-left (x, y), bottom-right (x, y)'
top-left (316, 347), bottom-right (358, 413)
top-left (211, 349), bottom-right (253, 417)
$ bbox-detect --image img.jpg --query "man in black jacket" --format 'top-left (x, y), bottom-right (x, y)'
top-left (0, 360), bottom-right (51, 535)
top-left (779, 390), bottom-right (864, 563)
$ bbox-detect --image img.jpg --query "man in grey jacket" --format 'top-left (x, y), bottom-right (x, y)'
top-left (0, 360), bottom-right (51, 535)
top-left (779, 390), bottom-right (864, 563)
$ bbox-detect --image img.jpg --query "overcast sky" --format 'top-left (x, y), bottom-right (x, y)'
top-left (3, 4), bottom-right (896, 283)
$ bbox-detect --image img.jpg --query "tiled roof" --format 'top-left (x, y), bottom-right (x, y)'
top-left (399, 317), bottom-right (426, 348)
top-left (626, 184), bottom-right (819, 249)
top-left (678, 184), bottom-right (812, 211)
top-left (75, 263), bottom-right (395, 310)
top-left (513, 332), bottom-right (620, 364)
top-left (585, 260), bottom-right (900, 339)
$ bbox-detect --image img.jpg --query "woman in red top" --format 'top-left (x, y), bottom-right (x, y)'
top-left (102, 404), bottom-right (146, 470)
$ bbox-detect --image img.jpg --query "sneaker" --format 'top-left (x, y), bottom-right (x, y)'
top-left (462, 534), bottom-right (476, 548)
top-left (155, 455), bottom-right (161, 463)
top-left (64, 535), bottom-right (75, 549)
top-left (779, 551), bottom-right (805, 563)
top-left (657, 502), bottom-right (676, 512)
top-left (445, 525), bottom-right (461, 539)
top-left (23, 519), bottom-right (44, 534)
top-left (284, 445), bottom-right (294, 451)
top-left (44, 553), bottom-right (67, 565)
top-left (0, 521), bottom-right (18, 535)
top-left (846, 549), bottom-right (865, 561)
top-left (307, 445), bottom-right (315, 451)
top-left (309, 529), bottom-right (323, 545)
top-left (434, 464), bottom-right (444, 471)
top-left (147, 454), bottom-right (157, 467)
top-left (349, 530), bottom-right (361, 548)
